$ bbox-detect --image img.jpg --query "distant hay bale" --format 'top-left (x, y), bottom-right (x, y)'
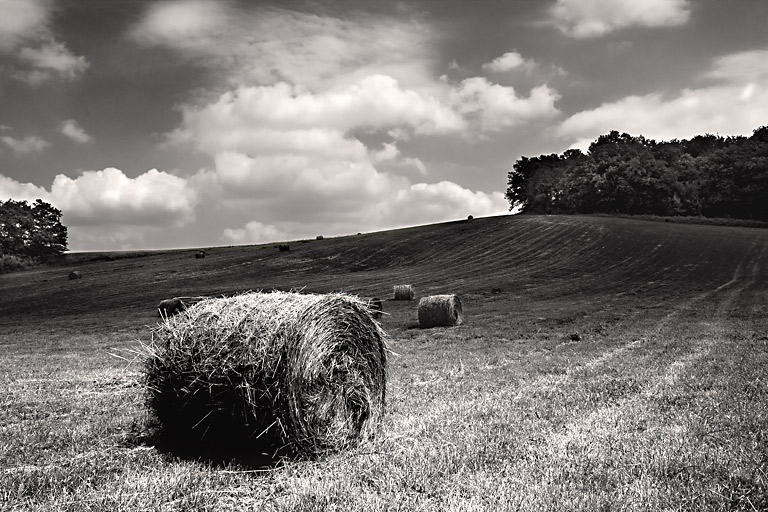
top-left (418, 294), bottom-right (464, 328)
top-left (366, 297), bottom-right (383, 319)
top-left (68, 270), bottom-right (82, 280)
top-left (467, 215), bottom-right (474, 221)
top-left (195, 250), bottom-right (206, 259)
top-left (157, 296), bottom-right (206, 317)
top-left (142, 291), bottom-right (388, 459)
top-left (278, 244), bottom-right (290, 252)
top-left (393, 284), bottom-right (415, 300)
top-left (316, 235), bottom-right (324, 240)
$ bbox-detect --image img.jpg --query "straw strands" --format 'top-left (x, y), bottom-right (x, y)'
top-left (418, 294), bottom-right (464, 328)
top-left (142, 291), bottom-right (388, 459)
top-left (393, 284), bottom-right (415, 300)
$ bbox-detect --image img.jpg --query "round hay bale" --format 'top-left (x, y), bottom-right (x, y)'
top-left (467, 215), bottom-right (474, 221)
top-left (157, 296), bottom-right (206, 317)
top-left (278, 244), bottom-right (290, 252)
top-left (142, 291), bottom-right (387, 459)
top-left (418, 294), bottom-right (464, 328)
top-left (316, 235), bottom-right (324, 240)
top-left (195, 250), bottom-right (206, 259)
top-left (393, 284), bottom-right (414, 300)
top-left (68, 270), bottom-right (82, 280)
top-left (366, 297), bottom-right (383, 319)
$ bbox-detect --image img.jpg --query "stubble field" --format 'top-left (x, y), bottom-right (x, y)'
top-left (1, 214), bottom-right (766, 511)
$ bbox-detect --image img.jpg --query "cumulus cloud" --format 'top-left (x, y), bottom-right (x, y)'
top-left (705, 49), bottom-right (768, 83)
top-left (0, 174), bottom-right (49, 201)
top-left (451, 78), bottom-right (560, 131)
top-left (0, 168), bottom-right (201, 250)
top-left (50, 168), bottom-right (198, 227)
top-left (14, 38), bottom-right (89, 85)
top-left (1, 135), bottom-right (50, 154)
top-left (222, 221), bottom-right (289, 245)
top-left (0, 0), bottom-right (89, 85)
top-left (171, 76), bottom-right (464, 146)
top-left (60, 119), bottom-right (93, 143)
top-left (0, 0), bottom-right (49, 50)
top-left (550, 0), bottom-right (691, 38)
top-left (130, 1), bottom-right (437, 90)
top-left (482, 51), bottom-right (535, 73)
top-left (558, 48), bottom-right (768, 149)
top-left (377, 181), bottom-right (508, 226)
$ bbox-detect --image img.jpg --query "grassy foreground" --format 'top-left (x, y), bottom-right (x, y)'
top-left (1, 214), bottom-right (767, 511)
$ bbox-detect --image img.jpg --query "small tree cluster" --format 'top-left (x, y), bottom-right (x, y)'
top-left (506, 126), bottom-right (768, 221)
top-left (0, 199), bottom-right (68, 261)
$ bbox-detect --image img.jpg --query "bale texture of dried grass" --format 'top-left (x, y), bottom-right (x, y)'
top-left (393, 284), bottom-right (415, 300)
top-left (142, 291), bottom-right (387, 459)
top-left (418, 294), bottom-right (464, 328)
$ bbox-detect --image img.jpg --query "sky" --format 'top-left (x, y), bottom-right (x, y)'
top-left (0, 0), bottom-right (766, 252)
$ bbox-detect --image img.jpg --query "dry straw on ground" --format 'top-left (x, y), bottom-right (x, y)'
top-left (393, 284), bottom-right (415, 300)
top-left (142, 291), bottom-right (388, 459)
top-left (418, 294), bottom-right (464, 328)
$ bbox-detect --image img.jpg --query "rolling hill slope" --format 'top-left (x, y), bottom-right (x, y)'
top-left (1, 214), bottom-right (765, 330)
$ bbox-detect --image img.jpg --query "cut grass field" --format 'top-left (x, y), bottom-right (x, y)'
top-left (1, 214), bottom-right (766, 511)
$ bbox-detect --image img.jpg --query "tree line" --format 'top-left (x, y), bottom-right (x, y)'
top-left (506, 126), bottom-right (768, 221)
top-left (0, 199), bottom-right (68, 267)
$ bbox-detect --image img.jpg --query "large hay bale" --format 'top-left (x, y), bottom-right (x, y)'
top-left (142, 291), bottom-right (387, 459)
top-left (316, 235), bottom-right (324, 240)
top-left (157, 296), bottom-right (206, 317)
top-left (393, 284), bottom-right (415, 300)
top-left (68, 270), bottom-right (82, 280)
top-left (366, 297), bottom-right (383, 319)
top-left (418, 294), bottom-right (464, 328)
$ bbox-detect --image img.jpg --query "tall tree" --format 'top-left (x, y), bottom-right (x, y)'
top-left (0, 199), bottom-right (68, 260)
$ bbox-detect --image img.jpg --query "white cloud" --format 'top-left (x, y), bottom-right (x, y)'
top-left (451, 78), bottom-right (560, 131)
top-left (373, 181), bottom-right (508, 227)
top-left (222, 221), bottom-right (289, 245)
top-left (171, 75), bottom-right (463, 145)
top-left (50, 168), bottom-right (198, 227)
top-left (550, 0), bottom-right (691, 38)
top-left (0, 0), bottom-right (48, 50)
top-left (0, 174), bottom-right (49, 201)
top-left (705, 49), bottom-right (768, 83)
top-left (0, 168), bottom-right (200, 250)
top-left (557, 48), bottom-right (768, 149)
top-left (15, 38), bottom-right (89, 85)
top-left (130, 2), bottom-right (437, 90)
top-left (60, 119), bottom-right (93, 143)
top-left (482, 51), bottom-right (534, 73)
top-left (0, 1), bottom-right (89, 85)
top-left (1, 135), bottom-right (50, 154)
top-left (370, 142), bottom-right (400, 163)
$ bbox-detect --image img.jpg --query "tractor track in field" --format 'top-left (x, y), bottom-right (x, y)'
top-left (540, 236), bottom-right (768, 458)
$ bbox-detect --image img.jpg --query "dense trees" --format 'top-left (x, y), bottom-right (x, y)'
top-left (506, 126), bottom-right (768, 221)
top-left (0, 199), bottom-right (68, 261)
